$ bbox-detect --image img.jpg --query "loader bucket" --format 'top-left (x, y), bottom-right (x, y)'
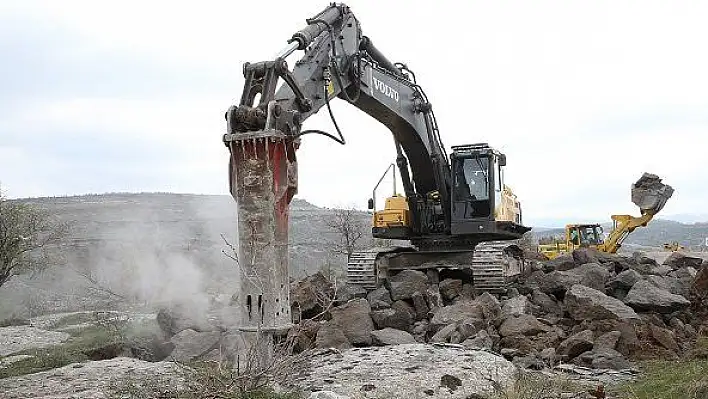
top-left (631, 172), bottom-right (674, 215)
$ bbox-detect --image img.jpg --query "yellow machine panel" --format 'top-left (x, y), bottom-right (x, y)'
top-left (495, 185), bottom-right (522, 224)
top-left (373, 195), bottom-right (410, 228)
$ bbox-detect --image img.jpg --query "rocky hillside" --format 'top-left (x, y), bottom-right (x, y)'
top-left (18, 193), bottom-right (372, 279)
top-left (19, 192), bottom-right (708, 266)
top-left (0, 193), bottom-right (372, 320)
top-left (3, 249), bottom-right (706, 398)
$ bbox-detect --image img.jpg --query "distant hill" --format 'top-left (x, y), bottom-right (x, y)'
top-left (14, 193), bottom-right (708, 278)
top-left (16, 193), bottom-right (371, 281)
top-left (3, 192), bottom-right (707, 319)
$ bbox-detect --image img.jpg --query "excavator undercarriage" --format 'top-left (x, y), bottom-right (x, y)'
top-left (348, 158), bottom-right (529, 294)
top-left (347, 241), bottom-right (526, 294)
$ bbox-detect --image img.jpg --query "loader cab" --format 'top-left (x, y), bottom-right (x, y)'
top-left (566, 223), bottom-right (605, 249)
top-left (449, 143), bottom-right (529, 240)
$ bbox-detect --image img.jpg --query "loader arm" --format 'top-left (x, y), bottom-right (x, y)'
top-left (599, 212), bottom-right (655, 253)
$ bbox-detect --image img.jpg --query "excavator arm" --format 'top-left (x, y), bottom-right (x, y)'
top-left (599, 212), bottom-right (655, 253)
top-left (599, 173), bottom-right (674, 253)
top-left (224, 3), bottom-right (452, 237)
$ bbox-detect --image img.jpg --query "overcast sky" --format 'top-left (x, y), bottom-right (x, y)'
top-left (1, 0), bottom-right (707, 227)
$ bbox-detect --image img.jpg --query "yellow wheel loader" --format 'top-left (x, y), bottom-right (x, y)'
top-left (539, 173), bottom-right (674, 259)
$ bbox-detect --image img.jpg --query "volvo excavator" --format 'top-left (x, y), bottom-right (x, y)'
top-left (224, 3), bottom-right (530, 296)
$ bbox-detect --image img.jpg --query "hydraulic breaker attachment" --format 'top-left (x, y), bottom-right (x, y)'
top-left (224, 127), bottom-right (299, 366)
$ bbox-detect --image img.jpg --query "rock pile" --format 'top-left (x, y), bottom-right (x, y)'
top-left (135, 249), bottom-right (707, 373)
top-left (286, 248), bottom-right (708, 372)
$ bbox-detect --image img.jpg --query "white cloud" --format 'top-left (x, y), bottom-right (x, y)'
top-left (1, 0), bottom-right (707, 226)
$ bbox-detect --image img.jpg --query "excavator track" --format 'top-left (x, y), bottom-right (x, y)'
top-left (347, 241), bottom-right (524, 294)
top-left (346, 251), bottom-right (379, 290)
top-left (470, 241), bottom-right (524, 294)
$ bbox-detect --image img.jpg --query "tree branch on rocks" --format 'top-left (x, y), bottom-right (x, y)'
top-left (217, 232), bottom-right (310, 392)
top-left (69, 264), bottom-right (129, 302)
top-left (0, 185), bottom-right (68, 289)
top-left (326, 207), bottom-right (366, 258)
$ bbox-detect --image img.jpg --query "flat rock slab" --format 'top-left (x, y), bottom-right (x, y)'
top-left (0, 326), bottom-right (70, 356)
top-left (29, 311), bottom-right (156, 331)
top-left (283, 343), bottom-right (517, 398)
top-left (0, 354), bottom-right (34, 368)
top-left (0, 357), bottom-right (183, 399)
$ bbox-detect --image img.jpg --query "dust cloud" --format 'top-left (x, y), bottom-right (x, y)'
top-left (0, 193), bottom-right (242, 325)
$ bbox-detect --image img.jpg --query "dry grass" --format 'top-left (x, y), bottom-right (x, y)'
top-left (107, 360), bottom-right (302, 399)
top-left (0, 325), bottom-right (122, 378)
top-left (616, 360), bottom-right (708, 399)
top-left (490, 371), bottom-right (592, 399)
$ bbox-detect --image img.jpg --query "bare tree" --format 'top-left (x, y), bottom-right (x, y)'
top-left (517, 231), bottom-right (538, 253)
top-left (326, 207), bottom-right (366, 257)
top-left (0, 186), bottom-right (67, 289)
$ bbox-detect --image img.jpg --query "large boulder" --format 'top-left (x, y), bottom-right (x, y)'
top-left (371, 328), bottom-right (416, 345)
top-left (168, 329), bottom-right (221, 362)
top-left (315, 322), bottom-right (352, 349)
top-left (557, 330), bottom-right (594, 360)
top-left (663, 252), bottom-right (704, 270)
top-left (646, 275), bottom-right (684, 296)
top-left (572, 248), bottom-right (600, 265)
top-left (564, 284), bottom-right (640, 321)
top-left (476, 292), bottom-right (503, 320)
top-left (576, 263), bottom-right (611, 291)
top-left (291, 272), bottom-right (335, 319)
top-left (285, 344), bottom-right (517, 399)
top-left (430, 301), bottom-right (485, 328)
top-left (538, 271), bottom-right (583, 297)
top-left (336, 283), bottom-right (368, 303)
top-left (649, 265), bottom-right (673, 276)
top-left (608, 269), bottom-right (642, 291)
top-left (672, 267), bottom-right (698, 297)
top-left (544, 254), bottom-right (577, 272)
top-left (530, 289), bottom-right (562, 316)
top-left (594, 330), bottom-right (622, 351)
top-left (590, 348), bottom-right (632, 370)
top-left (370, 301), bottom-right (414, 332)
top-left (498, 314), bottom-right (549, 337)
top-left (624, 280), bottom-right (690, 313)
top-left (288, 319), bottom-right (321, 353)
top-left (691, 263), bottom-right (708, 299)
top-left (330, 298), bottom-right (375, 346)
top-left (156, 307), bottom-right (218, 338)
top-left (411, 292), bottom-right (429, 321)
top-left (439, 278), bottom-right (463, 301)
top-left (431, 323), bottom-right (458, 343)
top-left (366, 287), bottom-right (393, 309)
top-left (649, 324), bottom-right (679, 352)
top-left (502, 295), bottom-right (531, 318)
top-left (462, 330), bottom-right (494, 350)
top-left (386, 270), bottom-right (428, 301)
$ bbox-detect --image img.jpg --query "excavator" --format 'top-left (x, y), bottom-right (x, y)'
top-left (223, 3), bottom-right (530, 296)
top-left (350, 156), bottom-right (528, 292)
top-left (662, 242), bottom-right (685, 252)
top-left (538, 173), bottom-right (674, 259)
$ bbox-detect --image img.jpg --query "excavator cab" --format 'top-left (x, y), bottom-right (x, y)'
top-left (449, 143), bottom-right (529, 241)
